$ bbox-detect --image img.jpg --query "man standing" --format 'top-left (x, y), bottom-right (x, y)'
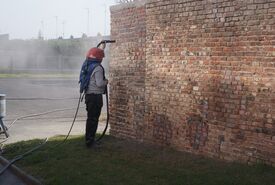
top-left (80, 47), bottom-right (108, 148)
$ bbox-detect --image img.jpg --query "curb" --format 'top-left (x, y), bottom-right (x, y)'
top-left (0, 156), bottom-right (42, 185)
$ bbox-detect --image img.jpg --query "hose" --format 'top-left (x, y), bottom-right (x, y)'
top-left (6, 106), bottom-right (83, 130)
top-left (52, 93), bottom-right (83, 147)
top-left (0, 90), bottom-right (108, 175)
top-left (0, 39), bottom-right (114, 175)
top-left (0, 106), bottom-right (84, 147)
top-left (0, 94), bottom-right (82, 175)
top-left (96, 88), bottom-right (109, 142)
top-left (1, 89), bottom-right (109, 145)
top-left (0, 138), bottom-right (48, 175)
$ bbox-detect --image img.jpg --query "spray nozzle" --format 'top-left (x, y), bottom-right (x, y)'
top-left (97, 40), bottom-right (116, 49)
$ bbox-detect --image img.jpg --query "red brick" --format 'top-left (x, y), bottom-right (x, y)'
top-left (110, 0), bottom-right (275, 165)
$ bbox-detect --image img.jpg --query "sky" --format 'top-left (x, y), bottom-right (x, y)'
top-left (0, 0), bottom-right (117, 40)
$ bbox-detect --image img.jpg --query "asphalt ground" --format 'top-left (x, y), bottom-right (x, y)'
top-left (0, 77), bottom-right (108, 144)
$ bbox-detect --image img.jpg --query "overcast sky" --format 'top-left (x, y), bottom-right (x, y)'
top-left (0, 0), bottom-right (117, 39)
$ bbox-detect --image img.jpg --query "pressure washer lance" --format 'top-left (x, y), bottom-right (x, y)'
top-left (85, 39), bottom-right (115, 142)
top-left (46, 40), bottom-right (116, 145)
top-left (0, 40), bottom-right (115, 176)
top-left (97, 40), bottom-right (116, 48)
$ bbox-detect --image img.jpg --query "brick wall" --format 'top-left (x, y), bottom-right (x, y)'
top-left (110, 1), bottom-right (147, 139)
top-left (110, 0), bottom-right (275, 165)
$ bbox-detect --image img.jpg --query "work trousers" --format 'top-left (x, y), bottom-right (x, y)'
top-left (85, 93), bottom-right (103, 146)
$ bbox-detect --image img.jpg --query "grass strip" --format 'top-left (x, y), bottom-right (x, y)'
top-left (3, 135), bottom-right (275, 185)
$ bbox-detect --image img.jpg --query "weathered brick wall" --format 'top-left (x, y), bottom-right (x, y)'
top-left (110, 0), bottom-right (275, 165)
top-left (110, 1), bottom-right (147, 139)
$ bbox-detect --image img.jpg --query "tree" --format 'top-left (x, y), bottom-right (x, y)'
top-left (38, 30), bottom-right (43, 40)
top-left (116, 0), bottom-right (135, 3)
top-left (82, 33), bottom-right (88, 39)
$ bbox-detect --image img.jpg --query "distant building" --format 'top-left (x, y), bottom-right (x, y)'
top-left (0, 34), bottom-right (9, 41)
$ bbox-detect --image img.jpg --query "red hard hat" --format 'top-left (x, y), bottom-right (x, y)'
top-left (86, 47), bottom-right (105, 60)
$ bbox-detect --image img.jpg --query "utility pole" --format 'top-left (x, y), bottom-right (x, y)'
top-left (90, 8), bottom-right (93, 36)
top-left (41, 20), bottom-right (44, 38)
top-left (62, 21), bottom-right (66, 38)
top-left (85, 8), bottom-right (90, 36)
top-left (54, 16), bottom-right (58, 38)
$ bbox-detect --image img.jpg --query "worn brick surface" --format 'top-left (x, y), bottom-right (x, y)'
top-left (110, 0), bottom-right (275, 165)
top-left (110, 1), bottom-right (147, 140)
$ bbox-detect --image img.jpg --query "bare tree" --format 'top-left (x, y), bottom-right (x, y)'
top-left (116, 0), bottom-right (136, 3)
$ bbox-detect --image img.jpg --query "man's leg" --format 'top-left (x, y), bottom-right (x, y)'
top-left (85, 94), bottom-right (103, 147)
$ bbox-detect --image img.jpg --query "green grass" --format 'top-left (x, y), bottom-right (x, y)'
top-left (3, 135), bottom-right (275, 185)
